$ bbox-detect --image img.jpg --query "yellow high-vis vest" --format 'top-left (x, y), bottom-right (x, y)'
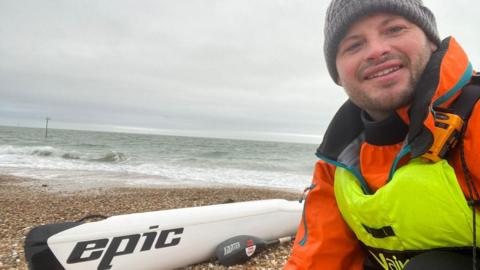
top-left (334, 158), bottom-right (479, 259)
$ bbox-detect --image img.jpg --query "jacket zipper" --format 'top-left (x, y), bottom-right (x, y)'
top-left (299, 183), bottom-right (316, 246)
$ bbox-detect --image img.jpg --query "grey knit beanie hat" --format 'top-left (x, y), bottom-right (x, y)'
top-left (324, 0), bottom-right (441, 83)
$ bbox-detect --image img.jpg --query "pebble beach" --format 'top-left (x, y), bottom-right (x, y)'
top-left (0, 174), bottom-right (300, 270)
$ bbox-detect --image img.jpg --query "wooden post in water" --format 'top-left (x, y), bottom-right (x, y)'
top-left (45, 117), bottom-right (50, 138)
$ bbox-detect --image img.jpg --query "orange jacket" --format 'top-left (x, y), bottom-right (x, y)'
top-left (285, 37), bottom-right (480, 269)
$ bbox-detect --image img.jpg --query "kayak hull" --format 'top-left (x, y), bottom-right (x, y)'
top-left (25, 199), bottom-right (302, 270)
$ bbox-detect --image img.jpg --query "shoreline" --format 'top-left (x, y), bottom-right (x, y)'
top-left (0, 174), bottom-right (299, 269)
top-left (4, 170), bottom-right (304, 195)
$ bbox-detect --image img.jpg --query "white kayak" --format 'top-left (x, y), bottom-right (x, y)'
top-left (25, 199), bottom-right (303, 270)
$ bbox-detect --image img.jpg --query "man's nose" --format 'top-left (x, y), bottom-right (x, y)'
top-left (365, 38), bottom-right (391, 63)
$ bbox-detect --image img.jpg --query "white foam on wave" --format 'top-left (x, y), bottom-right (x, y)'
top-left (0, 156), bottom-right (310, 191)
top-left (0, 142), bottom-right (312, 191)
top-left (0, 145), bottom-right (57, 156)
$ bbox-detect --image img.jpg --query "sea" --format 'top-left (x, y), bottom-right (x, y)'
top-left (0, 126), bottom-right (318, 192)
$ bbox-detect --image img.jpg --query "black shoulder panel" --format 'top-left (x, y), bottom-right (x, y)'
top-left (449, 80), bottom-right (480, 121)
top-left (317, 100), bottom-right (363, 161)
top-left (408, 38), bottom-right (451, 158)
top-left (25, 222), bottom-right (82, 270)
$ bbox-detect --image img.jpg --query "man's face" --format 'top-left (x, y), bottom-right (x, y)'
top-left (335, 13), bottom-right (437, 120)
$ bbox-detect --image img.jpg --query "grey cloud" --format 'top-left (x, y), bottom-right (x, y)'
top-left (1, 0), bottom-right (475, 143)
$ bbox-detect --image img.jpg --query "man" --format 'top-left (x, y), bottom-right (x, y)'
top-left (285, 0), bottom-right (480, 269)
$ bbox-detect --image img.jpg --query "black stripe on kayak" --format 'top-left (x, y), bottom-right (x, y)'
top-left (25, 222), bottom-right (82, 270)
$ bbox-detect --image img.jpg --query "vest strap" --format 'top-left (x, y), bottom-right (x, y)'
top-left (467, 200), bottom-right (480, 207)
top-left (449, 78), bottom-right (480, 121)
top-left (362, 224), bottom-right (395, 238)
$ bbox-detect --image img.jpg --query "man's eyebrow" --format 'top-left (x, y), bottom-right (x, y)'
top-left (381, 17), bottom-right (401, 25)
top-left (341, 16), bottom-right (405, 44)
top-left (340, 34), bottom-right (362, 45)
top-left (341, 34), bottom-right (360, 42)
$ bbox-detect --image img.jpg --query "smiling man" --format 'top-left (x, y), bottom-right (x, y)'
top-left (336, 13), bottom-right (437, 121)
top-left (285, 0), bottom-right (480, 269)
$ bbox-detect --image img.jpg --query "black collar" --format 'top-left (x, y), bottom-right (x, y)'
top-left (361, 111), bottom-right (408, 146)
top-left (317, 100), bottom-right (409, 162)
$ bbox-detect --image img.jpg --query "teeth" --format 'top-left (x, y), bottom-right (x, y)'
top-left (367, 66), bottom-right (400, 79)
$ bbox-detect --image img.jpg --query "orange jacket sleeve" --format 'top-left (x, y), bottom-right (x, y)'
top-left (285, 160), bottom-right (365, 270)
top-left (453, 101), bottom-right (480, 198)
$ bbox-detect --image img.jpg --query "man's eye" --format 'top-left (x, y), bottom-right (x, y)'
top-left (386, 26), bottom-right (405, 35)
top-left (344, 42), bottom-right (362, 53)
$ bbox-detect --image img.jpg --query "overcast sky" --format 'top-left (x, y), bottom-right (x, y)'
top-left (1, 0), bottom-right (479, 143)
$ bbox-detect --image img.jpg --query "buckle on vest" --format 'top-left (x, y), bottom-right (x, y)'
top-left (362, 224), bottom-right (395, 238)
top-left (422, 111), bottom-right (464, 162)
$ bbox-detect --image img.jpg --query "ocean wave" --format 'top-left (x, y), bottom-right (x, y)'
top-left (176, 158), bottom-right (199, 163)
top-left (0, 145), bottom-right (57, 156)
top-left (62, 153), bottom-right (81, 160)
top-left (91, 151), bottom-right (127, 163)
top-left (172, 156), bottom-right (301, 174)
top-left (31, 149), bottom-right (54, 156)
top-left (0, 145), bottom-right (130, 164)
top-left (197, 151), bottom-right (229, 158)
top-left (76, 143), bottom-right (107, 148)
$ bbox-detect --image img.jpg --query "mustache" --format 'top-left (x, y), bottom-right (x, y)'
top-left (357, 54), bottom-right (406, 78)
